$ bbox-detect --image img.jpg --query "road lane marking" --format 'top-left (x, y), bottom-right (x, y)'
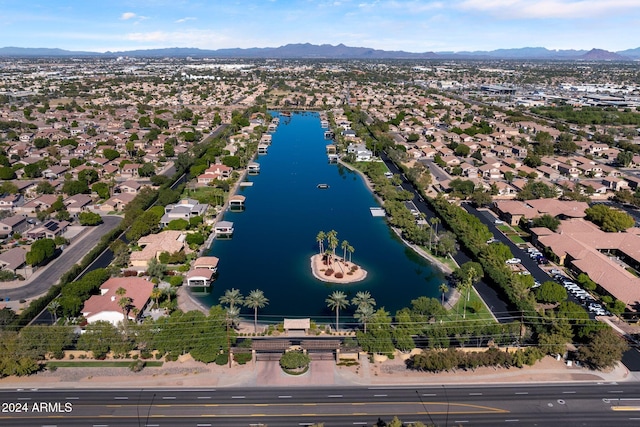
top-left (353, 422), bottom-right (368, 425)
top-left (469, 393), bottom-right (483, 396)
top-left (515, 392), bottom-right (528, 395)
top-left (114, 397), bottom-right (128, 400)
top-left (66, 397), bottom-right (79, 400)
top-left (422, 394), bottom-right (437, 396)
top-left (161, 396), bottom-right (176, 400)
top-left (231, 396), bottom-right (246, 399)
top-left (278, 395), bottom-right (292, 399)
top-left (373, 394), bottom-right (387, 397)
top-left (609, 390), bottom-right (624, 393)
top-left (505, 419), bottom-right (520, 422)
top-left (562, 391), bottom-right (576, 394)
top-left (197, 396), bottom-right (211, 399)
top-left (197, 424), bottom-right (212, 427)
top-left (454, 421), bottom-right (468, 423)
top-left (328, 395), bottom-right (343, 398)
top-left (17, 397), bottom-right (31, 400)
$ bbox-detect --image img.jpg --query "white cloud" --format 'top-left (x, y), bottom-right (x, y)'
top-left (175, 17), bottom-right (196, 23)
top-left (120, 12), bottom-right (137, 20)
top-left (456, 0), bottom-right (640, 19)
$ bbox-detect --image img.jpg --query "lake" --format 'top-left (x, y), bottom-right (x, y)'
top-left (198, 111), bottom-right (442, 324)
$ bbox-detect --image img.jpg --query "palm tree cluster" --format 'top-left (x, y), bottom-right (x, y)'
top-left (326, 290), bottom-right (376, 332)
top-left (316, 230), bottom-right (354, 265)
top-left (219, 288), bottom-right (269, 333)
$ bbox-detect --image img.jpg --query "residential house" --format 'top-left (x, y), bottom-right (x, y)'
top-left (603, 176), bottom-right (629, 192)
top-left (16, 194), bottom-right (58, 216)
top-left (130, 230), bottom-right (188, 267)
top-left (160, 199), bottom-right (209, 227)
top-left (0, 215), bottom-right (29, 236)
top-left (116, 180), bottom-right (142, 194)
top-left (347, 143), bottom-right (373, 162)
top-left (81, 277), bottom-right (154, 326)
top-left (0, 247), bottom-right (27, 274)
top-left (26, 219), bottom-right (69, 240)
top-left (0, 194), bottom-right (24, 212)
top-left (64, 194), bottom-right (93, 216)
top-left (100, 193), bottom-right (136, 212)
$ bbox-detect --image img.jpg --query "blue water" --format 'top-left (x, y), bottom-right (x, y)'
top-left (199, 111), bottom-right (442, 323)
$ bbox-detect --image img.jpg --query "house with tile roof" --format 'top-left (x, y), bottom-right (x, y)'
top-left (81, 277), bottom-right (154, 326)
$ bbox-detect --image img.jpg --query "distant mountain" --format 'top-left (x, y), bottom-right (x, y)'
top-left (1, 43), bottom-right (639, 60)
top-left (0, 46), bottom-right (97, 56)
top-left (580, 48), bottom-right (627, 61)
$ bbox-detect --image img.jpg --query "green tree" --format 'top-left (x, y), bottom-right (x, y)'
top-left (0, 167), bottom-right (15, 180)
top-left (103, 148), bottom-right (120, 161)
top-left (326, 290), bottom-right (348, 331)
top-left (25, 238), bottom-right (56, 266)
top-left (78, 212), bottom-right (103, 226)
top-left (536, 281), bottom-right (568, 303)
top-left (531, 214), bottom-right (561, 231)
top-left (578, 328), bottom-right (629, 370)
top-left (243, 289), bottom-right (269, 333)
top-left (92, 182), bottom-right (110, 199)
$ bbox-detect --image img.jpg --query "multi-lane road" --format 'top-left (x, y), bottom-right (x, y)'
top-left (1, 383), bottom-right (639, 426)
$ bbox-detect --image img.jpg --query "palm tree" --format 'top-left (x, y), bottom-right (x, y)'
top-left (163, 286), bottom-right (177, 304)
top-left (439, 283), bottom-right (449, 306)
top-left (116, 287), bottom-right (132, 333)
top-left (351, 291), bottom-right (376, 311)
top-left (347, 245), bottom-right (354, 263)
top-left (150, 288), bottom-right (162, 309)
top-left (354, 304), bottom-right (375, 333)
top-left (219, 288), bottom-right (244, 310)
top-left (326, 290), bottom-right (348, 332)
top-left (244, 289), bottom-right (269, 333)
top-left (316, 231), bottom-right (326, 255)
top-left (430, 217), bottom-right (441, 252)
top-left (461, 266), bottom-right (479, 319)
top-left (341, 239), bottom-right (349, 263)
top-left (326, 230), bottom-right (338, 262)
top-left (47, 300), bottom-right (60, 323)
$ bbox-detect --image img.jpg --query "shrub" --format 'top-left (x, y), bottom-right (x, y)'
top-left (129, 360), bottom-right (146, 372)
top-left (124, 270), bottom-right (138, 277)
top-left (215, 352), bottom-right (229, 366)
top-left (140, 350), bottom-right (152, 359)
top-left (325, 269), bottom-right (334, 276)
top-left (234, 352), bottom-right (252, 365)
top-left (279, 350), bottom-right (310, 371)
top-left (334, 272), bottom-right (343, 279)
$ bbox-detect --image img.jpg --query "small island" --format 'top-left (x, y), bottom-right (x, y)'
top-left (311, 230), bottom-right (367, 284)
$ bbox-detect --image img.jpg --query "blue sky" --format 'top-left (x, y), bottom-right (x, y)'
top-left (1, 0), bottom-right (639, 53)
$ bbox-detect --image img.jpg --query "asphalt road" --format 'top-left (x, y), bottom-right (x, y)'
top-left (1, 215), bottom-right (122, 301)
top-left (1, 383), bottom-right (639, 426)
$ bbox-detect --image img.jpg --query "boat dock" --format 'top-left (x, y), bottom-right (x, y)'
top-left (370, 207), bottom-right (386, 217)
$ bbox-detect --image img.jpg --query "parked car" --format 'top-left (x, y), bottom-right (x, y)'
top-left (506, 258), bottom-right (522, 264)
top-left (495, 219), bottom-right (504, 224)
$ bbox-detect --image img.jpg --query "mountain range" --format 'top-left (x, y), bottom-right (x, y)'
top-left (1, 43), bottom-right (639, 60)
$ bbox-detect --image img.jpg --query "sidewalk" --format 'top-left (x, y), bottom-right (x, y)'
top-left (0, 354), bottom-right (632, 390)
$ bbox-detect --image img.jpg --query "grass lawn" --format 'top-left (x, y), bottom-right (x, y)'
top-left (444, 287), bottom-right (496, 324)
top-left (496, 225), bottom-right (511, 232)
top-left (47, 361), bottom-right (164, 368)
top-left (507, 234), bottom-right (526, 244)
top-left (184, 187), bottom-right (226, 205)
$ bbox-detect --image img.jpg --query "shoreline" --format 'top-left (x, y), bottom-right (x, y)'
top-left (339, 159), bottom-right (455, 276)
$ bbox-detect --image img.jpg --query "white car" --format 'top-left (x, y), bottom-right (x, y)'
top-left (495, 219), bottom-right (504, 224)
top-left (506, 258), bottom-right (522, 264)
